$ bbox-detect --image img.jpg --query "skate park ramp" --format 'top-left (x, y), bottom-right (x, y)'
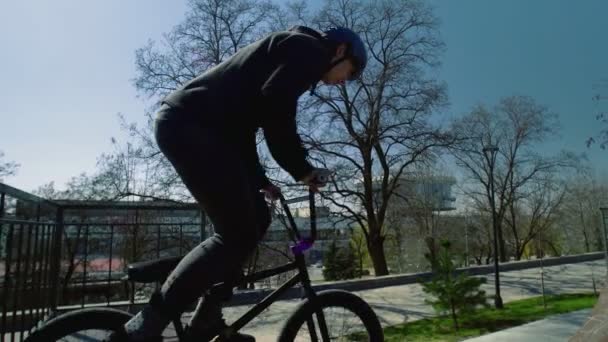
top-left (570, 286), bottom-right (608, 341)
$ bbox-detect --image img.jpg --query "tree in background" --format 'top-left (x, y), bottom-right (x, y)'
top-left (382, 166), bottom-right (457, 271)
top-left (422, 240), bottom-right (488, 331)
top-left (134, 0), bottom-right (281, 100)
top-left (557, 174), bottom-right (608, 255)
top-left (460, 206), bottom-right (494, 265)
top-left (32, 168), bottom-right (199, 304)
top-left (450, 95), bottom-right (581, 262)
top-left (113, 0), bottom-right (285, 203)
top-left (588, 79), bottom-right (608, 149)
top-left (0, 150), bottom-right (19, 183)
top-left (502, 173), bottom-right (567, 260)
top-left (349, 226), bottom-right (370, 277)
top-left (294, 0), bottom-right (453, 277)
top-left (322, 240), bottom-right (361, 281)
top-left (126, 0), bottom-right (454, 278)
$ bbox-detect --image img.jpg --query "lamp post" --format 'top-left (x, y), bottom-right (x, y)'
top-left (600, 207), bottom-right (608, 276)
top-left (483, 145), bottom-right (503, 309)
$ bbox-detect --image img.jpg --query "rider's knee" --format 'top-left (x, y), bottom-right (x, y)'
top-left (148, 290), bottom-right (180, 320)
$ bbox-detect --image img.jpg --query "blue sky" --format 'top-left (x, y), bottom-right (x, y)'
top-left (1, 0), bottom-right (607, 192)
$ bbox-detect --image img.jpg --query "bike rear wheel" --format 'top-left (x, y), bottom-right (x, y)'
top-left (25, 308), bottom-right (133, 342)
top-left (278, 290), bottom-right (383, 342)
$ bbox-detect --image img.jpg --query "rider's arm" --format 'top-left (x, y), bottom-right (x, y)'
top-left (259, 35), bottom-right (327, 181)
top-left (242, 129), bottom-right (271, 189)
top-left (261, 104), bottom-right (313, 182)
top-left (252, 138), bottom-right (272, 188)
top-left (255, 158), bottom-right (271, 188)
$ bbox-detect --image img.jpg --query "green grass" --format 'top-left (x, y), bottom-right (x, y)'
top-left (383, 293), bottom-right (598, 342)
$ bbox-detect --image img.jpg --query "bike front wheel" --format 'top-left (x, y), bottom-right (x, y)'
top-left (278, 290), bottom-right (383, 342)
top-left (25, 308), bottom-right (133, 341)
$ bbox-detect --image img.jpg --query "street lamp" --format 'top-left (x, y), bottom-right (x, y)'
top-left (483, 145), bottom-right (503, 309)
top-left (600, 207), bottom-right (608, 276)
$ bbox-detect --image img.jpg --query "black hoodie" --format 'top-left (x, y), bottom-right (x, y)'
top-left (162, 26), bottom-right (331, 183)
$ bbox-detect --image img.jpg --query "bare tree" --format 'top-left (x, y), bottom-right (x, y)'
top-left (558, 174), bottom-right (608, 254)
top-left (503, 175), bottom-right (566, 260)
top-left (115, 0), bottom-right (451, 277)
top-left (0, 151), bottom-right (19, 182)
top-left (287, 0), bottom-right (451, 276)
top-left (462, 208), bottom-right (493, 265)
top-left (588, 79), bottom-right (608, 149)
top-left (107, 0), bottom-right (287, 203)
top-left (32, 182), bottom-right (99, 304)
top-left (134, 0), bottom-right (281, 102)
top-left (97, 124), bottom-right (193, 203)
top-left (383, 167), bottom-right (456, 270)
top-left (450, 95), bottom-right (580, 262)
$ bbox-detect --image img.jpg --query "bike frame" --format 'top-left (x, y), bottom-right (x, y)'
top-left (172, 190), bottom-right (329, 341)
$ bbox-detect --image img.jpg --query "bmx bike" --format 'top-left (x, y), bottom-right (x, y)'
top-left (25, 190), bottom-right (383, 341)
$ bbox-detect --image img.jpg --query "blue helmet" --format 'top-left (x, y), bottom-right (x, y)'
top-left (323, 27), bottom-right (368, 80)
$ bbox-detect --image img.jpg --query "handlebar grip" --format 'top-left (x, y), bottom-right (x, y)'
top-left (312, 170), bottom-right (332, 185)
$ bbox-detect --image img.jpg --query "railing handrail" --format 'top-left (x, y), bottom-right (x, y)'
top-left (0, 220), bottom-right (199, 226)
top-left (0, 218), bottom-right (57, 224)
top-left (0, 183), bottom-right (59, 209)
top-left (56, 200), bottom-right (200, 211)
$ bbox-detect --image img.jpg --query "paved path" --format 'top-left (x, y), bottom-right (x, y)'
top-left (463, 309), bottom-right (591, 342)
top-left (159, 260), bottom-right (605, 341)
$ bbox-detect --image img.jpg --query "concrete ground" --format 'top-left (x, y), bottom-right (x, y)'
top-left (463, 309), bottom-right (592, 342)
top-left (9, 260), bottom-right (600, 341)
top-left (158, 260), bottom-right (605, 341)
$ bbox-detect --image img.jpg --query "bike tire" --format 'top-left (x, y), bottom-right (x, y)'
top-left (25, 308), bottom-right (133, 342)
top-left (278, 289), bottom-right (384, 342)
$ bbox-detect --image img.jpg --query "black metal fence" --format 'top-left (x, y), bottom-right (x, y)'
top-left (0, 182), bottom-right (345, 341)
top-left (1, 219), bottom-right (59, 342)
top-left (52, 221), bottom-right (201, 307)
top-left (0, 183), bottom-right (203, 341)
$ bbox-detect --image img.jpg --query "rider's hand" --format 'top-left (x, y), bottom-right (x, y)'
top-left (260, 183), bottom-right (282, 201)
top-left (300, 168), bottom-right (333, 192)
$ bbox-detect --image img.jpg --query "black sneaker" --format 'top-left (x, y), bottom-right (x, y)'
top-left (185, 319), bottom-right (255, 342)
top-left (216, 329), bottom-right (255, 342)
top-left (104, 329), bottom-right (163, 342)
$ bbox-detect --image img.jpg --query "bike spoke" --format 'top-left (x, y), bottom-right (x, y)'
top-left (53, 329), bottom-right (112, 341)
top-left (292, 306), bottom-right (370, 341)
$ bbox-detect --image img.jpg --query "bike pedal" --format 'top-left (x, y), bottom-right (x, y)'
top-left (104, 330), bottom-right (163, 342)
top-left (214, 332), bottom-right (256, 342)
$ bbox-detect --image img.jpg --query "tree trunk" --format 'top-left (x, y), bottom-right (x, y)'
top-left (450, 299), bottom-right (459, 331)
top-left (425, 236), bottom-right (438, 271)
top-left (509, 203), bottom-right (521, 260)
top-left (498, 223), bottom-right (507, 262)
top-left (367, 230), bottom-right (388, 276)
top-left (516, 242), bottom-right (526, 261)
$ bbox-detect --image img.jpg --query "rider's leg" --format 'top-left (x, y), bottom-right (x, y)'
top-left (121, 107), bottom-right (271, 341)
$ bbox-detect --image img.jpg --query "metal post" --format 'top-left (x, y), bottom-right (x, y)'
top-left (484, 146), bottom-right (503, 309)
top-left (464, 216), bottom-right (469, 267)
top-left (0, 191), bottom-right (5, 218)
top-left (49, 207), bottom-right (64, 311)
top-left (538, 225), bottom-right (547, 310)
top-left (200, 210), bottom-right (207, 242)
top-left (600, 207), bottom-right (608, 276)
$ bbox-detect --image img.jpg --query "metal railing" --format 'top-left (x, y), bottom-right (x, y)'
top-left (0, 182), bottom-right (203, 341)
top-left (53, 222), bottom-right (201, 308)
top-left (1, 219), bottom-right (58, 341)
top-left (1, 183), bottom-right (62, 341)
top-left (0, 182), bottom-right (351, 340)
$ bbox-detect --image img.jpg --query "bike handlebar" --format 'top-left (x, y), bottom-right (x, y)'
top-left (278, 190), bottom-right (317, 255)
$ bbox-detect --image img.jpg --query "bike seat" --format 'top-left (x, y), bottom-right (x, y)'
top-left (126, 256), bottom-right (183, 283)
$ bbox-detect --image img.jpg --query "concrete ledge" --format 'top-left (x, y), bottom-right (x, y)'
top-left (8, 251), bottom-right (605, 333)
top-left (226, 252), bottom-right (606, 306)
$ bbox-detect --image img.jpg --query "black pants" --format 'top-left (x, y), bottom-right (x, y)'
top-left (153, 104), bottom-right (271, 317)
